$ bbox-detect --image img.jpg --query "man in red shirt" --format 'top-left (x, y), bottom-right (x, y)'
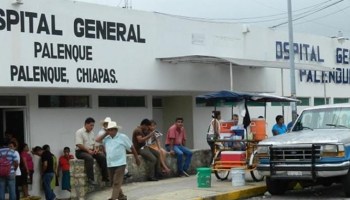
top-left (165, 117), bottom-right (192, 177)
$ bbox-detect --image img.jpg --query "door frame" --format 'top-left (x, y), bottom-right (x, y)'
top-left (2, 108), bottom-right (28, 145)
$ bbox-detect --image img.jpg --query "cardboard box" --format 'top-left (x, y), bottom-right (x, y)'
top-left (221, 151), bottom-right (246, 161)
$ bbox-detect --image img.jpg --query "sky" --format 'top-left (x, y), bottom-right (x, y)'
top-left (75, 0), bottom-right (350, 38)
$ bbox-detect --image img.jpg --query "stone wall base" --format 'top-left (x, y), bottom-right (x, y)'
top-left (69, 149), bottom-right (211, 199)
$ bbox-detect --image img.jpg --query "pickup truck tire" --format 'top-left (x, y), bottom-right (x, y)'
top-left (343, 170), bottom-right (350, 197)
top-left (266, 177), bottom-right (288, 195)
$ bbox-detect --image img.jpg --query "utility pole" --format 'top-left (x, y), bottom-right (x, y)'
top-left (123, 0), bottom-right (132, 9)
top-left (287, 0), bottom-right (297, 121)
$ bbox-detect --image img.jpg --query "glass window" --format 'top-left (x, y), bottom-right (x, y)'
top-left (0, 96), bottom-right (26, 106)
top-left (334, 98), bottom-right (349, 104)
top-left (271, 102), bottom-right (290, 106)
top-left (293, 106), bottom-right (350, 131)
top-left (38, 95), bottom-right (90, 108)
top-left (99, 96), bottom-right (146, 107)
top-left (314, 97), bottom-right (330, 106)
top-left (152, 97), bottom-right (163, 108)
top-left (296, 97), bottom-right (310, 106)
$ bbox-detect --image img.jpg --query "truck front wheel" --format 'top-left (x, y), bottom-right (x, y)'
top-left (343, 170), bottom-right (350, 197)
top-left (266, 177), bottom-right (288, 195)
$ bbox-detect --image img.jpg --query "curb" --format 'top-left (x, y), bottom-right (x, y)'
top-left (194, 185), bottom-right (267, 200)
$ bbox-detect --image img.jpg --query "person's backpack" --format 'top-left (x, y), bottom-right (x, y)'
top-left (0, 150), bottom-right (11, 177)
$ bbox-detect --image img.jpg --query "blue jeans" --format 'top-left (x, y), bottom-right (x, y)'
top-left (166, 145), bottom-right (192, 174)
top-left (0, 174), bottom-right (16, 200)
top-left (43, 173), bottom-right (56, 200)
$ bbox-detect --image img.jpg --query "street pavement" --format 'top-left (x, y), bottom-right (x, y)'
top-left (87, 172), bottom-right (266, 200)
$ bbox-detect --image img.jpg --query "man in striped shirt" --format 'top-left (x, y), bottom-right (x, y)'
top-left (0, 139), bottom-right (19, 200)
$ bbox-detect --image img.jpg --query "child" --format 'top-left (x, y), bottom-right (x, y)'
top-left (148, 120), bottom-right (171, 174)
top-left (59, 147), bottom-right (74, 192)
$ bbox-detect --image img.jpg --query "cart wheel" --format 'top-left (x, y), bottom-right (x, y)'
top-left (215, 170), bottom-right (230, 180)
top-left (250, 167), bottom-right (264, 182)
top-left (248, 150), bottom-right (265, 182)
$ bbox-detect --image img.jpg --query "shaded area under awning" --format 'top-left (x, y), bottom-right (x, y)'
top-left (157, 55), bottom-right (334, 71)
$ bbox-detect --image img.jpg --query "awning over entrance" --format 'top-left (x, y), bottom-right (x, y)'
top-left (157, 55), bottom-right (334, 71)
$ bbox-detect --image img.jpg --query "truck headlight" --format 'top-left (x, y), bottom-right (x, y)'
top-left (256, 146), bottom-right (269, 158)
top-left (320, 144), bottom-right (345, 157)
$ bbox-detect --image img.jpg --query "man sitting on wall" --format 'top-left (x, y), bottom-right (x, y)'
top-left (75, 117), bottom-right (109, 185)
top-left (132, 119), bottom-right (161, 181)
top-left (165, 117), bottom-right (192, 177)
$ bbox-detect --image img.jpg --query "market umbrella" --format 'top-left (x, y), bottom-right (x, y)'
top-left (196, 90), bottom-right (299, 104)
top-left (196, 90), bottom-right (300, 128)
top-left (196, 90), bottom-right (247, 102)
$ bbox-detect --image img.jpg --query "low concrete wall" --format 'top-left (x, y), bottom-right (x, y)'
top-left (69, 149), bottom-right (211, 200)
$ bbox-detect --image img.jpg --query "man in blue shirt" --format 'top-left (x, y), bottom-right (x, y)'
top-left (272, 115), bottom-right (287, 136)
top-left (96, 121), bottom-right (140, 200)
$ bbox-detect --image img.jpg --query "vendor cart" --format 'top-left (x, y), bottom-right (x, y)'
top-left (210, 136), bottom-right (263, 181)
top-left (196, 90), bottom-right (300, 182)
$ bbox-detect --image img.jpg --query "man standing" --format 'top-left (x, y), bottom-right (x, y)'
top-left (165, 117), bottom-right (192, 177)
top-left (32, 146), bottom-right (56, 200)
top-left (96, 121), bottom-right (140, 200)
top-left (272, 115), bottom-right (287, 136)
top-left (0, 139), bottom-right (18, 200)
top-left (132, 119), bottom-right (161, 181)
top-left (96, 117), bottom-right (112, 153)
top-left (75, 117), bottom-right (109, 185)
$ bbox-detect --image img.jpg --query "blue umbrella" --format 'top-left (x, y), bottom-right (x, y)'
top-left (196, 90), bottom-right (246, 103)
top-left (196, 90), bottom-right (300, 128)
top-left (196, 90), bottom-right (299, 103)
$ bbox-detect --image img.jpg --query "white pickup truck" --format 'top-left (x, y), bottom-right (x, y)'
top-left (257, 104), bottom-right (350, 196)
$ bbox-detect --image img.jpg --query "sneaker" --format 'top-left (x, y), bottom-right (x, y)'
top-left (182, 171), bottom-right (190, 177)
top-left (87, 179), bottom-right (98, 185)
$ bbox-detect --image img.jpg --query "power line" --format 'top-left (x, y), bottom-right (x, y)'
top-left (294, 4), bottom-right (350, 26)
top-left (153, 0), bottom-right (342, 25)
top-left (270, 0), bottom-right (344, 28)
top-left (213, 0), bottom-right (333, 21)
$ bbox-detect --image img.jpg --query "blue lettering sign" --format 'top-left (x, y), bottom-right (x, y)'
top-left (275, 41), bottom-right (324, 63)
top-left (299, 68), bottom-right (350, 84)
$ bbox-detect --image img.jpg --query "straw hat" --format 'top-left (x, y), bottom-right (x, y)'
top-left (101, 117), bottom-right (112, 125)
top-left (106, 121), bottom-right (122, 130)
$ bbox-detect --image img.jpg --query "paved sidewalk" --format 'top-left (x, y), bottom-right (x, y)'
top-left (87, 173), bottom-right (266, 200)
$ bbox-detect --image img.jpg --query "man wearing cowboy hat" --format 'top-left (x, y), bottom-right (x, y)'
top-left (96, 121), bottom-right (140, 200)
top-left (96, 117), bottom-right (112, 153)
top-left (97, 117), bottom-right (132, 180)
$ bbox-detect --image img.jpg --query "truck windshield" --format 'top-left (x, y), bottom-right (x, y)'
top-left (293, 107), bottom-right (350, 131)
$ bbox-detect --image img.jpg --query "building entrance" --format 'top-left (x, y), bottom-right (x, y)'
top-left (1, 109), bottom-right (26, 146)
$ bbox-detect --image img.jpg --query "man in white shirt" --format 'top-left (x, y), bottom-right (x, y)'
top-left (75, 117), bottom-right (109, 185)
